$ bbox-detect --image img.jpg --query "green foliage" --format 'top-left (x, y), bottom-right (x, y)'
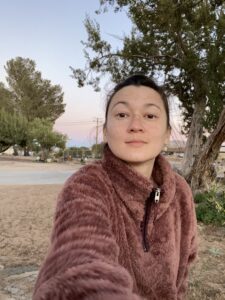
top-left (195, 185), bottom-right (225, 226)
top-left (0, 57), bottom-right (67, 156)
top-left (68, 146), bottom-right (92, 158)
top-left (29, 118), bottom-right (67, 151)
top-left (5, 57), bottom-right (65, 122)
top-left (0, 108), bottom-right (28, 152)
top-left (71, 0), bottom-right (225, 135)
top-left (0, 104), bottom-right (67, 156)
top-left (0, 82), bottom-right (14, 113)
top-left (0, 109), bottom-right (67, 156)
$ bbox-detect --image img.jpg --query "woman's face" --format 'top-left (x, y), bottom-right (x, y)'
top-left (104, 85), bottom-right (170, 167)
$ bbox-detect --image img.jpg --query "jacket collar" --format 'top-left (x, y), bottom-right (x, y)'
top-left (102, 145), bottom-right (176, 220)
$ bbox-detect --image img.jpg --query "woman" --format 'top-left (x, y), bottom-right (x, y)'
top-left (33, 74), bottom-right (198, 300)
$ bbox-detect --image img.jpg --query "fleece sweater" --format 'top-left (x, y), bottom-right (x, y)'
top-left (33, 145), bottom-right (198, 300)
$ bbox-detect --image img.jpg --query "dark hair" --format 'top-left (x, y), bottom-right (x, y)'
top-left (104, 74), bottom-right (171, 129)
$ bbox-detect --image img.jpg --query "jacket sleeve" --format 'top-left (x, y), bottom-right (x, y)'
top-left (33, 169), bottom-right (143, 300)
top-left (177, 195), bottom-right (198, 300)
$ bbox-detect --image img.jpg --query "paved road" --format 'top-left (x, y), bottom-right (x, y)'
top-left (0, 170), bottom-right (75, 185)
top-left (0, 161), bottom-right (183, 185)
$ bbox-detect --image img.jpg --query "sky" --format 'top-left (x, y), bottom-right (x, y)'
top-left (0, 0), bottom-right (133, 147)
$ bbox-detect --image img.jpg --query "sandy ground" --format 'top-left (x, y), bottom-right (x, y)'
top-left (0, 156), bottom-right (83, 171)
top-left (0, 184), bottom-right (62, 300)
top-left (0, 158), bottom-right (225, 299)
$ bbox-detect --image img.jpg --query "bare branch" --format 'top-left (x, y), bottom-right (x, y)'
top-left (98, 52), bottom-right (181, 62)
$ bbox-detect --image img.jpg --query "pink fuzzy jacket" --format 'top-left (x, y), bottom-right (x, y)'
top-left (33, 145), bottom-right (198, 300)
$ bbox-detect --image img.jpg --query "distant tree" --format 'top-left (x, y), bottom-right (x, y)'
top-left (5, 57), bottom-right (65, 122)
top-left (0, 82), bottom-right (14, 113)
top-left (68, 146), bottom-right (92, 158)
top-left (79, 146), bottom-right (92, 159)
top-left (28, 118), bottom-right (67, 161)
top-left (0, 108), bottom-right (28, 153)
top-left (92, 142), bottom-right (105, 158)
top-left (71, 0), bottom-right (225, 191)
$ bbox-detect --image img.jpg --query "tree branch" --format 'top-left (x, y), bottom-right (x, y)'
top-left (98, 52), bottom-right (181, 62)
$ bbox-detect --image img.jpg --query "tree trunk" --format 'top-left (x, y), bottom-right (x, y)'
top-left (0, 144), bottom-right (11, 153)
top-left (181, 100), bottom-right (205, 177)
top-left (40, 148), bottom-right (49, 162)
top-left (24, 146), bottom-right (30, 156)
top-left (13, 145), bottom-right (19, 156)
top-left (187, 106), bottom-right (225, 193)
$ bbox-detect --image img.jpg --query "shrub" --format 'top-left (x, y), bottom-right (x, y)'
top-left (195, 185), bottom-right (225, 226)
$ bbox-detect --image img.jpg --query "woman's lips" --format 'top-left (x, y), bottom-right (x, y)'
top-left (125, 141), bottom-right (146, 146)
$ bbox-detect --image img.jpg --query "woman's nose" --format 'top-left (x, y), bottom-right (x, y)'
top-left (127, 116), bottom-right (144, 132)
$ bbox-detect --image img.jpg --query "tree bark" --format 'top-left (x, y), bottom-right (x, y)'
top-left (40, 148), bottom-right (49, 162)
top-left (13, 145), bottom-right (19, 156)
top-left (0, 144), bottom-right (11, 153)
top-left (24, 146), bottom-right (30, 156)
top-left (187, 106), bottom-right (225, 193)
top-left (181, 100), bottom-right (205, 177)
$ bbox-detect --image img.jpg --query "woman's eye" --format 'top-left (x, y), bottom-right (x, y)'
top-left (145, 114), bottom-right (156, 119)
top-left (116, 113), bottom-right (128, 118)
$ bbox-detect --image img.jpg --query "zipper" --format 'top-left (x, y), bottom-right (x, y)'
top-left (140, 188), bottom-right (161, 252)
top-left (154, 188), bottom-right (161, 203)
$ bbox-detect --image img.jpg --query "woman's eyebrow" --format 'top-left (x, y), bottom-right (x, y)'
top-left (144, 103), bottom-right (161, 111)
top-left (112, 101), bottom-right (161, 111)
top-left (111, 101), bottom-right (128, 109)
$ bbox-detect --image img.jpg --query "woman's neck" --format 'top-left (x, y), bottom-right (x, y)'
top-left (127, 159), bottom-right (155, 179)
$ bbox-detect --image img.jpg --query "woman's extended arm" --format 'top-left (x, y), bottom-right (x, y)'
top-left (33, 169), bottom-right (143, 300)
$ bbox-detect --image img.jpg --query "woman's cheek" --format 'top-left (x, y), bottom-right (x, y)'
top-left (108, 121), bottom-right (124, 136)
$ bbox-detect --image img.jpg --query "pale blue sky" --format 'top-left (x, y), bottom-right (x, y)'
top-left (0, 0), bottom-right (132, 146)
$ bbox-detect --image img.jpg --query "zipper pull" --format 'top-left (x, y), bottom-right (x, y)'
top-left (154, 188), bottom-right (161, 203)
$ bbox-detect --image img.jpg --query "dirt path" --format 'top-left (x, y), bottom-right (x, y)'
top-left (0, 185), bottom-right (61, 300)
top-left (0, 184), bottom-right (225, 300)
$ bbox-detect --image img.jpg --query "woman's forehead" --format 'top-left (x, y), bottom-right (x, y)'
top-left (109, 86), bottom-right (164, 109)
top-left (111, 100), bottom-right (162, 112)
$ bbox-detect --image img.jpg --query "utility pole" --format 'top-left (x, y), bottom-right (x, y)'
top-left (93, 117), bottom-right (103, 158)
top-left (96, 117), bottom-right (99, 149)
